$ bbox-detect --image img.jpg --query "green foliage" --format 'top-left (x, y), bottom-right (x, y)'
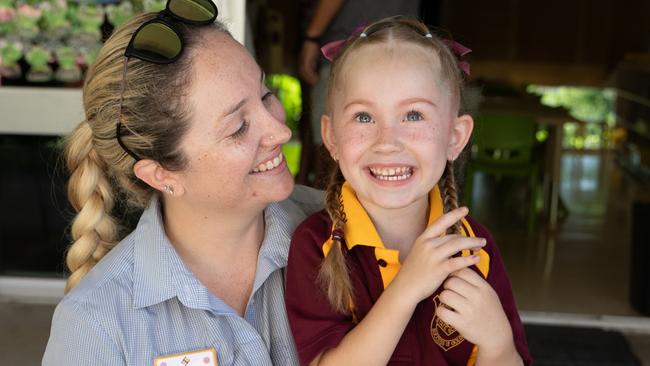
top-left (106, 1), bottom-right (134, 28)
top-left (0, 41), bottom-right (22, 65)
top-left (527, 85), bottom-right (615, 125)
top-left (24, 45), bottom-right (49, 69)
top-left (528, 85), bottom-right (617, 150)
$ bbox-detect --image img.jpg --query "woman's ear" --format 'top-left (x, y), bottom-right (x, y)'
top-left (133, 159), bottom-right (184, 196)
top-left (447, 114), bottom-right (474, 160)
top-left (321, 114), bottom-right (339, 161)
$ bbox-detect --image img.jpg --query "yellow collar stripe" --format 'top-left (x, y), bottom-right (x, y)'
top-left (340, 181), bottom-right (444, 250)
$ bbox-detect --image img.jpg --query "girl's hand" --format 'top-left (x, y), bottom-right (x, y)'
top-left (436, 268), bottom-right (517, 358)
top-left (390, 207), bottom-right (486, 305)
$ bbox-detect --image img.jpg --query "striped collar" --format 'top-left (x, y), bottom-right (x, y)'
top-left (340, 181), bottom-right (444, 250)
top-left (132, 196), bottom-right (298, 311)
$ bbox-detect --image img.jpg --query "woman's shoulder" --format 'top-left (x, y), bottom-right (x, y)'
top-left (289, 209), bottom-right (332, 256)
top-left (287, 184), bottom-right (324, 212)
top-left (61, 232), bottom-right (137, 310)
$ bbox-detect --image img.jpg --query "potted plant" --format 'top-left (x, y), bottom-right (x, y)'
top-left (25, 45), bottom-right (52, 82)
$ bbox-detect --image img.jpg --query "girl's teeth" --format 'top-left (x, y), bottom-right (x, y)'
top-left (369, 166), bottom-right (412, 178)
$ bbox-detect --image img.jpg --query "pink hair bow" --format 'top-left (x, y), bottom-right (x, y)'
top-left (321, 24), bottom-right (367, 62)
top-left (444, 40), bottom-right (472, 76)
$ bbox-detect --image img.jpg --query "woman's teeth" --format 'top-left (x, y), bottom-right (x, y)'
top-left (252, 153), bottom-right (284, 173)
top-left (369, 166), bottom-right (413, 181)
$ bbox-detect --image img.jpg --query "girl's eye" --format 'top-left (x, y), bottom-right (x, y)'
top-left (404, 110), bottom-right (423, 122)
top-left (230, 120), bottom-right (249, 139)
top-left (354, 112), bottom-right (373, 124)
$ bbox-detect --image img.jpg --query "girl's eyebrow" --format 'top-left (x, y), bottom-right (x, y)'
top-left (399, 97), bottom-right (437, 108)
top-left (343, 97), bottom-right (437, 111)
top-left (343, 99), bottom-right (375, 111)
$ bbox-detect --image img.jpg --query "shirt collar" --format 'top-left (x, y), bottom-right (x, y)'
top-left (340, 181), bottom-right (444, 250)
top-left (251, 199), bottom-right (304, 293)
top-left (132, 196), bottom-right (213, 310)
top-left (132, 195), bottom-right (306, 310)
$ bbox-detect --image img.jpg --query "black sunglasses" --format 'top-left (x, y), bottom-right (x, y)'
top-left (116, 0), bottom-right (218, 161)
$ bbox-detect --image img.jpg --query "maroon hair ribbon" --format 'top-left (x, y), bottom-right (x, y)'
top-left (444, 40), bottom-right (472, 76)
top-left (320, 24), bottom-right (367, 62)
top-left (320, 24), bottom-right (472, 76)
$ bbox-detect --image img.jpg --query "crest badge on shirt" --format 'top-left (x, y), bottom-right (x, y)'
top-left (430, 295), bottom-right (465, 351)
top-left (153, 347), bottom-right (217, 366)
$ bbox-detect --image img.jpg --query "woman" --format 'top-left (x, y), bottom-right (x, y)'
top-left (42, 1), bottom-right (321, 364)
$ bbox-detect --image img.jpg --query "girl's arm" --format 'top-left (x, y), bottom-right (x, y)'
top-left (311, 208), bottom-right (485, 366)
top-left (436, 217), bottom-right (532, 366)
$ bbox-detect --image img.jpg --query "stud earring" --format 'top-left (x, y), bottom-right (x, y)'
top-left (164, 185), bottom-right (175, 196)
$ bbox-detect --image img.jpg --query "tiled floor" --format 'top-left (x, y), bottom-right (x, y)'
top-left (470, 151), bottom-right (648, 317)
top-left (469, 150), bottom-right (650, 364)
top-left (2, 150), bottom-right (650, 365)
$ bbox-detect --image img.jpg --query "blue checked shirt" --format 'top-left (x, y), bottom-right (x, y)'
top-left (43, 185), bottom-right (322, 366)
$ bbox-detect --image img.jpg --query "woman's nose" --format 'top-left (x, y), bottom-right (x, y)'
top-left (262, 117), bottom-right (292, 146)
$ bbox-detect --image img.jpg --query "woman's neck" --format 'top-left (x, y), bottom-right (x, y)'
top-left (163, 199), bottom-right (265, 261)
top-left (161, 198), bottom-right (265, 315)
top-left (361, 197), bottom-right (429, 261)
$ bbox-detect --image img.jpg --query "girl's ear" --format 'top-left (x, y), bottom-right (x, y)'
top-left (321, 114), bottom-right (339, 161)
top-left (447, 114), bottom-right (474, 160)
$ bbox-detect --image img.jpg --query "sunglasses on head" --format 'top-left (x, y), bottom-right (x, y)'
top-left (116, 0), bottom-right (218, 160)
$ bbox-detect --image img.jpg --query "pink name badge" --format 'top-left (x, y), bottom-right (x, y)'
top-left (153, 347), bottom-right (217, 366)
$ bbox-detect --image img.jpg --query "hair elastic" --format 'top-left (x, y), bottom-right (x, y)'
top-left (332, 229), bottom-right (344, 241)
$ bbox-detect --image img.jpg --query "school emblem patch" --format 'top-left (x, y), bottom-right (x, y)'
top-left (430, 295), bottom-right (465, 351)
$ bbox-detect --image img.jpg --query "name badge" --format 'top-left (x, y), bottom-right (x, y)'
top-left (153, 347), bottom-right (217, 366)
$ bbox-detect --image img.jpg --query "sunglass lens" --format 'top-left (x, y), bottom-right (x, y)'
top-left (132, 22), bottom-right (182, 61)
top-left (168, 0), bottom-right (217, 23)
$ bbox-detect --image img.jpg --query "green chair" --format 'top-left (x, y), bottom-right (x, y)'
top-left (463, 112), bottom-right (542, 233)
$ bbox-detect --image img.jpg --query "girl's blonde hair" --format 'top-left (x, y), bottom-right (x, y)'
top-left (318, 17), bottom-right (466, 313)
top-left (64, 13), bottom-right (228, 293)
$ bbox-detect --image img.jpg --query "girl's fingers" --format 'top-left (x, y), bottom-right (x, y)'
top-left (445, 254), bottom-right (481, 274)
top-left (439, 289), bottom-right (469, 313)
top-left (450, 267), bottom-right (486, 288)
top-left (436, 302), bottom-right (461, 325)
top-left (443, 274), bottom-right (478, 296)
top-left (420, 207), bottom-right (469, 239)
top-left (439, 237), bottom-right (486, 258)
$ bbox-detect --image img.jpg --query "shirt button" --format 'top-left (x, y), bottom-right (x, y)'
top-left (377, 259), bottom-right (388, 267)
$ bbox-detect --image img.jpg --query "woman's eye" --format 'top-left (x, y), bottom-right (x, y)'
top-left (354, 112), bottom-right (373, 123)
top-left (230, 120), bottom-right (249, 139)
top-left (262, 91), bottom-right (275, 101)
top-left (404, 110), bottom-right (423, 122)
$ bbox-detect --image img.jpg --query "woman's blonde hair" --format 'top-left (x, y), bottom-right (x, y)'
top-left (64, 13), bottom-right (228, 293)
top-left (318, 17), bottom-right (466, 313)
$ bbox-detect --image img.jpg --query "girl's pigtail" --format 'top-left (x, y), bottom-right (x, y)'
top-left (441, 160), bottom-right (462, 235)
top-left (318, 166), bottom-right (354, 314)
top-left (64, 121), bottom-right (119, 293)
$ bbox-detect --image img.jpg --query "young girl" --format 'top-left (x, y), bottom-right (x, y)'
top-left (285, 17), bottom-right (532, 366)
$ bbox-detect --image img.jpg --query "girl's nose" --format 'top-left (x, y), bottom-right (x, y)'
top-left (372, 123), bottom-right (403, 153)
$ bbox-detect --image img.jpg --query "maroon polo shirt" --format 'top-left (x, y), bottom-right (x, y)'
top-left (285, 183), bottom-right (532, 366)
